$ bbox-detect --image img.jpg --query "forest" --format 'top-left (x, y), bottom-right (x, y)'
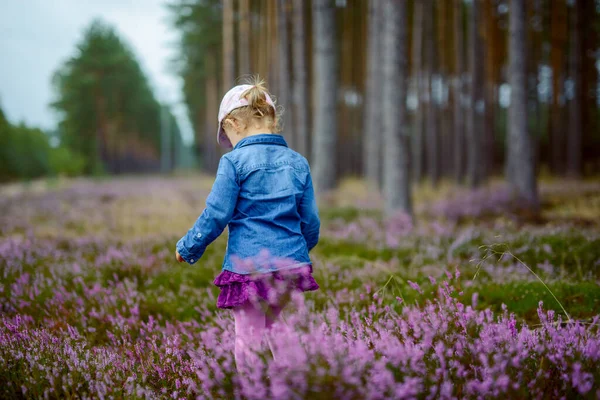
top-left (2, 0), bottom-right (599, 203)
top-left (1, 1), bottom-right (600, 398)
top-left (170, 0), bottom-right (599, 191)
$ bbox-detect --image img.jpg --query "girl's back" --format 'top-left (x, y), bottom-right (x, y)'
top-left (223, 133), bottom-right (320, 273)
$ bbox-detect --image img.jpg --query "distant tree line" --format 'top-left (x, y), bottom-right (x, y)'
top-left (169, 0), bottom-right (599, 215)
top-left (0, 104), bottom-right (86, 182)
top-left (1, 19), bottom-right (187, 182)
top-left (0, 20), bottom-right (193, 181)
top-left (51, 19), bottom-right (183, 176)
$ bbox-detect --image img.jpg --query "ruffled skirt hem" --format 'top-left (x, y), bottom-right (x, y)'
top-left (213, 265), bottom-right (319, 309)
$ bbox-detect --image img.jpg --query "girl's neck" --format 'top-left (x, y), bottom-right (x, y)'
top-left (243, 127), bottom-right (274, 137)
top-left (229, 128), bottom-right (274, 148)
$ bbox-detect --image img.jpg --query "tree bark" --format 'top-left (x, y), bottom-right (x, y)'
top-left (567, 0), bottom-right (582, 178)
top-left (482, 0), bottom-right (497, 179)
top-left (205, 53), bottom-right (219, 173)
top-left (267, 0), bottom-right (277, 86)
top-left (453, 0), bottom-right (465, 183)
top-left (364, 0), bottom-right (383, 188)
top-left (277, 0), bottom-right (292, 146)
top-left (580, 0), bottom-right (598, 173)
top-left (424, 0), bottom-right (439, 186)
top-left (508, 0), bottom-right (538, 207)
top-left (338, 4), bottom-right (354, 178)
top-left (437, 0), bottom-right (452, 179)
top-left (382, 0), bottom-right (411, 216)
top-left (466, 0), bottom-right (484, 188)
top-left (527, 0), bottom-right (543, 178)
top-left (411, 0), bottom-right (424, 185)
top-left (223, 0), bottom-right (235, 89)
top-left (258, 0), bottom-right (269, 80)
top-left (238, 0), bottom-right (251, 77)
top-left (312, 0), bottom-right (338, 193)
top-left (292, 0), bottom-right (309, 157)
top-left (549, 0), bottom-right (568, 175)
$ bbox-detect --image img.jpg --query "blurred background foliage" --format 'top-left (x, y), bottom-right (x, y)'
top-left (0, 106), bottom-right (84, 180)
top-left (1, 18), bottom-right (193, 182)
top-left (0, 0), bottom-right (599, 200)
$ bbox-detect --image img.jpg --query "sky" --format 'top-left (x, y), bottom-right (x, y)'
top-left (0, 0), bottom-right (194, 145)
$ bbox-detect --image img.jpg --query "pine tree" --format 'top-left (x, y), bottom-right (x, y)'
top-left (312, 0), bottom-right (338, 193)
top-left (382, 0), bottom-right (411, 216)
top-left (51, 19), bottom-right (167, 174)
top-left (364, 0), bottom-right (384, 188)
top-left (507, 0), bottom-right (538, 208)
top-left (292, 0), bottom-right (309, 156)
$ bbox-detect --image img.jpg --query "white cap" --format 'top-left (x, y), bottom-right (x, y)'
top-left (217, 84), bottom-right (277, 148)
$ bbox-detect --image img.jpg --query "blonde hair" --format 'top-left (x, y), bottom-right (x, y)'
top-left (222, 76), bottom-right (282, 133)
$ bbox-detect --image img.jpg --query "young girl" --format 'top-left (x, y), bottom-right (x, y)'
top-left (175, 77), bottom-right (320, 370)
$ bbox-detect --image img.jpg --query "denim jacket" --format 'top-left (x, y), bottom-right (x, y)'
top-left (176, 134), bottom-right (320, 274)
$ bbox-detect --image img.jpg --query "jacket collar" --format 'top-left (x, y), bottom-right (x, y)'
top-left (233, 133), bottom-right (288, 150)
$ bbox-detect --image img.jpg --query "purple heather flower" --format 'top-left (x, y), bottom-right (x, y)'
top-left (407, 280), bottom-right (423, 294)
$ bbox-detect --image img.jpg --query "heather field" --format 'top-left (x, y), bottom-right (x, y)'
top-left (1, 175), bottom-right (599, 399)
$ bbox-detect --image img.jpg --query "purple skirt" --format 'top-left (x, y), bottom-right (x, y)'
top-left (213, 265), bottom-right (320, 309)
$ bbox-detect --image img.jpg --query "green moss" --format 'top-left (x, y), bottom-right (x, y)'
top-left (319, 207), bottom-right (382, 223)
top-left (485, 232), bottom-right (600, 279)
top-left (314, 238), bottom-right (414, 263)
top-left (465, 281), bottom-right (600, 324)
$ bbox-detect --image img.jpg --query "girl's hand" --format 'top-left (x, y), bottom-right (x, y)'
top-left (175, 250), bottom-right (184, 263)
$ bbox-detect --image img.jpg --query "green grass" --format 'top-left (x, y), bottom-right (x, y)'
top-left (319, 207), bottom-right (382, 223)
top-left (466, 281), bottom-right (600, 323)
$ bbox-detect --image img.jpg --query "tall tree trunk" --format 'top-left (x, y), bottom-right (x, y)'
top-left (364, 0), bottom-right (383, 188)
top-left (351, 1), bottom-right (365, 177)
top-left (292, 0), bottom-right (309, 157)
top-left (549, 0), bottom-right (568, 175)
top-left (93, 87), bottom-right (109, 174)
top-left (267, 0), bottom-right (277, 86)
top-left (467, 0), bottom-right (484, 188)
top-left (410, 0), bottom-right (424, 185)
top-left (482, 0), bottom-right (497, 179)
top-left (223, 0), bottom-right (235, 89)
top-left (567, 0), bottom-right (582, 178)
top-left (527, 0), bottom-right (543, 177)
top-left (508, 0), bottom-right (538, 207)
top-left (205, 53), bottom-right (219, 173)
top-left (258, 0), bottom-right (269, 79)
top-left (447, 0), bottom-right (457, 179)
top-left (580, 0), bottom-right (598, 173)
top-left (437, 0), bottom-right (452, 179)
top-left (424, 0), bottom-right (439, 186)
top-left (251, 0), bottom-right (260, 75)
top-left (277, 0), bottom-right (292, 145)
top-left (411, 0), bottom-right (424, 185)
top-left (160, 105), bottom-right (171, 173)
top-left (382, 0), bottom-right (411, 216)
top-left (195, 109), bottom-right (204, 169)
top-left (312, 0), bottom-right (338, 193)
top-left (453, 0), bottom-right (465, 183)
top-left (338, 4), bottom-right (353, 178)
top-left (238, 0), bottom-right (251, 76)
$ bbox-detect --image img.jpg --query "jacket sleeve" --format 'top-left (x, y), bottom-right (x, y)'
top-left (298, 171), bottom-right (320, 252)
top-left (176, 156), bottom-right (240, 264)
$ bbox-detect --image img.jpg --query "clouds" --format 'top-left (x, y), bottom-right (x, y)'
top-left (0, 0), bottom-right (193, 144)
